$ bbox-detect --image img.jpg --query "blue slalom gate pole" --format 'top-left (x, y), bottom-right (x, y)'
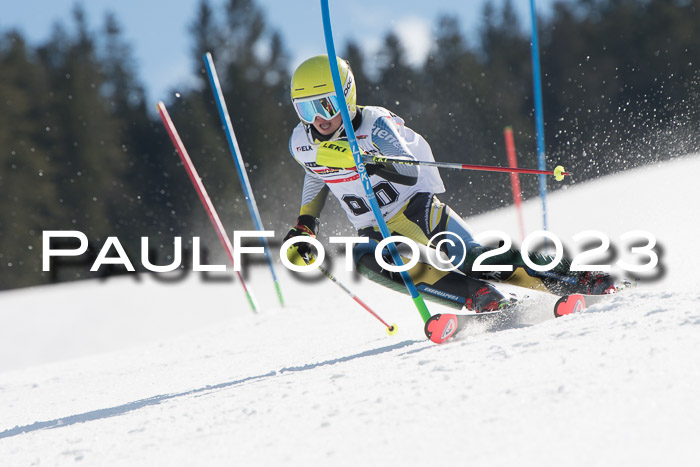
top-left (529, 0), bottom-right (549, 231)
top-left (319, 0), bottom-right (431, 324)
top-left (203, 52), bottom-right (285, 307)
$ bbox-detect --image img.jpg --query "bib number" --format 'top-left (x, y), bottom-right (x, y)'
top-left (342, 181), bottom-right (399, 216)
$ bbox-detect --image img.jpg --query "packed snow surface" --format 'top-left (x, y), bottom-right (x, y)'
top-left (1, 155), bottom-right (699, 466)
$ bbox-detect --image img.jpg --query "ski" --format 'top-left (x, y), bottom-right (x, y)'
top-left (554, 293), bottom-right (610, 317)
top-left (429, 287), bottom-right (630, 343)
top-left (554, 281), bottom-right (634, 317)
top-left (424, 313), bottom-right (460, 344)
top-left (426, 296), bottom-right (523, 343)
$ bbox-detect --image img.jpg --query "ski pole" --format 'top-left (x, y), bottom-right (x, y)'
top-left (303, 252), bottom-right (397, 335)
top-left (364, 154), bottom-right (571, 181)
top-left (202, 52), bottom-right (286, 307)
top-left (156, 101), bottom-right (259, 313)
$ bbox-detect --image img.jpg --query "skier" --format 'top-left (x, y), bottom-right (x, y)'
top-left (284, 55), bottom-right (614, 312)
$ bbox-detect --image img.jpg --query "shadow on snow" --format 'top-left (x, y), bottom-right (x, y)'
top-left (0, 339), bottom-right (422, 440)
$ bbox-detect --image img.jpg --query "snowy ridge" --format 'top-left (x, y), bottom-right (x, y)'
top-left (1, 155), bottom-right (700, 465)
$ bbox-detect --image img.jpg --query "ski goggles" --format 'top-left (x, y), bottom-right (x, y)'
top-left (293, 93), bottom-right (342, 124)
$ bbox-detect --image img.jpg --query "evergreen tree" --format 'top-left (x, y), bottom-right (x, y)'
top-left (0, 32), bottom-right (63, 288)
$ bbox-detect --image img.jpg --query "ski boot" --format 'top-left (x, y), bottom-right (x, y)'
top-left (578, 271), bottom-right (617, 295)
top-left (465, 284), bottom-right (514, 312)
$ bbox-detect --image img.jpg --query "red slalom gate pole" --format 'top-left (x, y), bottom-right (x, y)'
top-left (156, 101), bottom-right (259, 313)
top-left (504, 127), bottom-right (526, 243)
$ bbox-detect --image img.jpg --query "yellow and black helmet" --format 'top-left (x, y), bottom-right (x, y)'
top-left (290, 55), bottom-right (357, 124)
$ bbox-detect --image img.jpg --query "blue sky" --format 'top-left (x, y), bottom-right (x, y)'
top-left (1, 1), bottom-right (561, 103)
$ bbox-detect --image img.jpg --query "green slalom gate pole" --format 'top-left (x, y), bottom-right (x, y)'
top-left (319, 0), bottom-right (431, 323)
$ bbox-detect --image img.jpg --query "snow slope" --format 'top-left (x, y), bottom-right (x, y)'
top-left (1, 155), bottom-right (699, 466)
